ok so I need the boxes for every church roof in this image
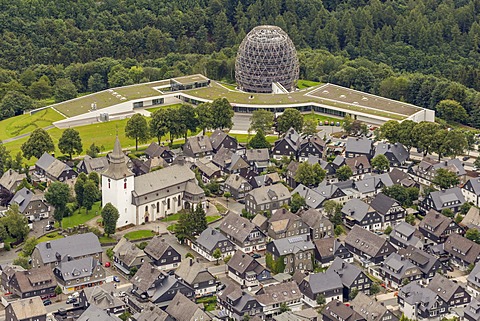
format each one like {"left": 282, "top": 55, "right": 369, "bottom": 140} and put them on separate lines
{"left": 102, "top": 137, "right": 133, "bottom": 180}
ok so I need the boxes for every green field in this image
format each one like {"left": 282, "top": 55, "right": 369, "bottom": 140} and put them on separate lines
{"left": 37, "top": 232, "right": 65, "bottom": 243}
{"left": 0, "top": 108, "right": 64, "bottom": 141}
{"left": 303, "top": 112, "right": 343, "bottom": 123}
{"left": 207, "top": 215, "right": 222, "bottom": 223}
{"left": 99, "top": 235, "right": 117, "bottom": 244}
{"left": 124, "top": 229, "right": 156, "bottom": 241}
{"left": 60, "top": 202, "right": 101, "bottom": 229}
{"left": 54, "top": 91, "right": 123, "bottom": 117}
{"left": 297, "top": 79, "right": 321, "bottom": 89}
{"left": 146, "top": 103, "right": 182, "bottom": 113}
{"left": 228, "top": 133, "right": 278, "bottom": 144}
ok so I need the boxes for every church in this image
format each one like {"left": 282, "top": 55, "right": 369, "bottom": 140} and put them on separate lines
{"left": 101, "top": 137, "right": 206, "bottom": 227}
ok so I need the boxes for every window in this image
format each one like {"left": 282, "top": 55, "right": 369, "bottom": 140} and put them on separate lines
{"left": 157, "top": 202, "right": 159, "bottom": 213}
{"left": 167, "top": 198, "right": 171, "bottom": 210}
{"left": 124, "top": 178, "right": 127, "bottom": 189}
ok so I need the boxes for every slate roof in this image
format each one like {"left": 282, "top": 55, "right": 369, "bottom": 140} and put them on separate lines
{"left": 132, "top": 304, "right": 170, "bottom": 321}
{"left": 427, "top": 187, "right": 465, "bottom": 209}
{"left": 314, "top": 238, "right": 342, "bottom": 259}
{"left": 465, "top": 177, "right": 480, "bottom": 195}
{"left": 78, "top": 155, "right": 109, "bottom": 173}
{"left": 269, "top": 208, "right": 301, "bottom": 234}
{"left": 351, "top": 292, "right": 391, "bottom": 321}
{"left": 323, "top": 300, "right": 364, "bottom": 321}
{"left": 245, "top": 148, "right": 270, "bottom": 162}
{"left": 36, "top": 152, "right": 74, "bottom": 178}
{"left": 220, "top": 213, "right": 258, "bottom": 244}
{"left": 390, "top": 222, "right": 422, "bottom": 248}
{"left": 388, "top": 168, "right": 414, "bottom": 186}
{"left": 255, "top": 281, "right": 301, "bottom": 306}
{"left": 432, "top": 159, "right": 466, "bottom": 176}
{"left": 467, "top": 259, "right": 480, "bottom": 288}
{"left": 175, "top": 259, "right": 213, "bottom": 285}
{"left": 303, "top": 270, "right": 343, "bottom": 294}
{"left": 224, "top": 174, "right": 249, "bottom": 190}
{"left": 374, "top": 142, "right": 408, "bottom": 163}
{"left": 461, "top": 206, "right": 480, "bottom": 228}
{"left": 102, "top": 137, "right": 134, "bottom": 180}
{"left": 10, "top": 187, "right": 46, "bottom": 213}
{"left": 13, "top": 266, "right": 56, "bottom": 294}
{"left": 227, "top": 252, "right": 256, "bottom": 275}
{"left": 342, "top": 198, "right": 372, "bottom": 222}
{"left": 345, "top": 155, "right": 371, "bottom": 172}
{"left": 328, "top": 257, "right": 364, "bottom": 287}
{"left": 8, "top": 296, "right": 46, "bottom": 320}
{"left": 0, "top": 170, "right": 26, "bottom": 192}
{"left": 217, "top": 280, "right": 256, "bottom": 312}
{"left": 196, "top": 227, "right": 229, "bottom": 252}
{"left": 369, "top": 193, "right": 398, "bottom": 215}
{"left": 55, "top": 257, "right": 99, "bottom": 281}
{"left": 465, "top": 298, "right": 480, "bottom": 321}
{"left": 269, "top": 234, "right": 315, "bottom": 256}
{"left": 398, "top": 282, "right": 438, "bottom": 310}
{"left": 381, "top": 253, "right": 421, "bottom": 280}
{"left": 252, "top": 172, "right": 281, "bottom": 188}
{"left": 247, "top": 184, "right": 290, "bottom": 205}
{"left": 444, "top": 233, "right": 480, "bottom": 265}
{"left": 77, "top": 304, "right": 121, "bottom": 321}
{"left": 131, "top": 262, "right": 163, "bottom": 293}
{"left": 345, "top": 226, "right": 392, "bottom": 258}
{"left": 398, "top": 246, "right": 439, "bottom": 275}
{"left": 419, "top": 210, "right": 454, "bottom": 238}
{"left": 133, "top": 164, "right": 196, "bottom": 197}
{"left": 144, "top": 237, "right": 176, "bottom": 261}
{"left": 210, "top": 129, "right": 235, "bottom": 151}
{"left": 183, "top": 135, "right": 213, "bottom": 155}
{"left": 113, "top": 238, "right": 147, "bottom": 267}
{"left": 82, "top": 285, "right": 124, "bottom": 311}
{"left": 298, "top": 208, "right": 332, "bottom": 229}
{"left": 166, "top": 292, "right": 211, "bottom": 321}
{"left": 292, "top": 184, "right": 325, "bottom": 208}
{"left": 195, "top": 159, "right": 221, "bottom": 177}
{"left": 252, "top": 214, "right": 268, "bottom": 231}
{"left": 345, "top": 137, "right": 373, "bottom": 155}
{"left": 35, "top": 232, "right": 102, "bottom": 264}
{"left": 426, "top": 274, "right": 463, "bottom": 302}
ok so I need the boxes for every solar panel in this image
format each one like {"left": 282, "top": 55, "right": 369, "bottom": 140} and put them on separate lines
{"left": 288, "top": 236, "right": 303, "bottom": 243}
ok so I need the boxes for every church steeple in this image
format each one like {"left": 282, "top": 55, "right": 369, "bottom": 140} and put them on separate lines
{"left": 102, "top": 136, "right": 133, "bottom": 180}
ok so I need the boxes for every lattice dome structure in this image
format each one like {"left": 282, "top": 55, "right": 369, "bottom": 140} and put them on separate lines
{"left": 235, "top": 25, "right": 300, "bottom": 93}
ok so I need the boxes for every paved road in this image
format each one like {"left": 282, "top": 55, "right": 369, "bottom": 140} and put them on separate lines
{"left": 2, "top": 125, "right": 55, "bottom": 143}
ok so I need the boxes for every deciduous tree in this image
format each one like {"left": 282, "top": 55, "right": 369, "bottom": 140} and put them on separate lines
{"left": 196, "top": 102, "right": 213, "bottom": 135}
{"left": 2, "top": 204, "right": 29, "bottom": 241}
{"left": 248, "top": 130, "right": 270, "bottom": 149}
{"left": 436, "top": 99, "right": 468, "bottom": 123}
{"left": 290, "top": 193, "right": 306, "bottom": 213}
{"left": 101, "top": 203, "right": 120, "bottom": 236}
{"left": 82, "top": 179, "right": 98, "bottom": 212}
{"left": 432, "top": 168, "right": 459, "bottom": 189}
{"left": 45, "top": 182, "right": 70, "bottom": 227}
{"left": 336, "top": 165, "right": 353, "bottom": 181}
{"left": 371, "top": 154, "right": 390, "bottom": 173}
{"left": 211, "top": 98, "right": 233, "bottom": 129}
{"left": 21, "top": 128, "right": 54, "bottom": 160}
{"left": 54, "top": 78, "right": 77, "bottom": 103}
{"left": 125, "top": 114, "right": 150, "bottom": 150}
{"left": 250, "top": 109, "right": 274, "bottom": 133}
{"left": 149, "top": 109, "right": 169, "bottom": 144}
{"left": 277, "top": 108, "right": 303, "bottom": 134}
{"left": 58, "top": 128, "right": 83, "bottom": 159}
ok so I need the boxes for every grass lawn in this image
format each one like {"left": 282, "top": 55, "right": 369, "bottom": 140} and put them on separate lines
{"left": 214, "top": 203, "right": 228, "bottom": 214}
{"left": 60, "top": 201, "right": 102, "bottom": 229}
{"left": 220, "top": 83, "right": 237, "bottom": 90}
{"left": 303, "top": 112, "right": 343, "bottom": 124}
{"left": 166, "top": 224, "right": 176, "bottom": 232}
{"left": 124, "top": 229, "right": 156, "bottom": 241}
{"left": 37, "top": 232, "right": 64, "bottom": 243}
{"left": 197, "top": 296, "right": 217, "bottom": 311}
{"left": 146, "top": 103, "right": 182, "bottom": 113}
{"left": 207, "top": 215, "right": 222, "bottom": 223}
{"left": 0, "top": 108, "right": 64, "bottom": 140}
{"left": 160, "top": 213, "right": 181, "bottom": 222}
{"left": 229, "top": 133, "right": 278, "bottom": 144}
{"left": 99, "top": 235, "right": 117, "bottom": 244}
{"left": 297, "top": 79, "right": 321, "bottom": 89}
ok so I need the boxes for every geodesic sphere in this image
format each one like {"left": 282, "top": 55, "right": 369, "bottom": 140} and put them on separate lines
{"left": 235, "top": 25, "right": 299, "bottom": 93}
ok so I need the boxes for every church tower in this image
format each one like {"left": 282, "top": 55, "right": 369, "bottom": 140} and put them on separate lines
{"left": 101, "top": 137, "right": 135, "bottom": 227}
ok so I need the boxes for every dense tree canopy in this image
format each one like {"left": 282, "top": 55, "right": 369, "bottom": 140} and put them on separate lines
{"left": 21, "top": 128, "right": 54, "bottom": 160}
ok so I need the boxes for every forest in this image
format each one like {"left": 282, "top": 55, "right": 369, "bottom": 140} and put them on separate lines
{"left": 1, "top": 0, "right": 480, "bottom": 126}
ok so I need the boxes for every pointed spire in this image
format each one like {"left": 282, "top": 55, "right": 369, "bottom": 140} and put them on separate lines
{"left": 102, "top": 136, "right": 133, "bottom": 179}
{"left": 110, "top": 136, "right": 124, "bottom": 164}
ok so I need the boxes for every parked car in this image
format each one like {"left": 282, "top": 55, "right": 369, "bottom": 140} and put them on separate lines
{"left": 43, "top": 299, "right": 52, "bottom": 306}
{"left": 66, "top": 298, "right": 77, "bottom": 304}
{"left": 73, "top": 302, "right": 80, "bottom": 308}
{"left": 45, "top": 224, "right": 53, "bottom": 231}
{"left": 251, "top": 253, "right": 261, "bottom": 259}
{"left": 68, "top": 292, "right": 79, "bottom": 300}
{"left": 105, "top": 262, "right": 111, "bottom": 268}
{"left": 113, "top": 276, "right": 120, "bottom": 282}
{"left": 324, "top": 120, "right": 329, "bottom": 126}
{"left": 462, "top": 156, "right": 470, "bottom": 161}
{"left": 330, "top": 121, "right": 335, "bottom": 126}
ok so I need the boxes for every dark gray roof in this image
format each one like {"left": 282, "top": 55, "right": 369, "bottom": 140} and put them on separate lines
{"left": 345, "top": 137, "right": 373, "bottom": 154}
{"left": 328, "top": 257, "right": 363, "bottom": 287}
{"left": 390, "top": 223, "right": 422, "bottom": 248}
{"left": 78, "top": 155, "right": 109, "bottom": 173}
{"left": 81, "top": 285, "right": 124, "bottom": 311}
{"left": 445, "top": 234, "right": 480, "bottom": 265}
{"left": 102, "top": 137, "right": 134, "bottom": 179}
{"left": 55, "top": 257, "right": 99, "bottom": 281}
{"left": 298, "top": 208, "right": 332, "bottom": 229}
{"left": 245, "top": 148, "right": 269, "bottom": 162}
{"left": 35, "top": 232, "right": 102, "bottom": 264}
{"left": 10, "top": 187, "right": 45, "bottom": 213}
{"left": 131, "top": 262, "right": 163, "bottom": 293}
{"left": 220, "top": 213, "right": 259, "bottom": 243}
{"left": 428, "top": 187, "right": 465, "bottom": 210}
{"left": 380, "top": 253, "right": 420, "bottom": 280}
{"left": 419, "top": 210, "right": 454, "bottom": 238}
{"left": 369, "top": 193, "right": 398, "bottom": 215}
{"left": 332, "top": 155, "right": 345, "bottom": 167}
{"left": 467, "top": 260, "right": 480, "bottom": 288}
{"left": 351, "top": 292, "right": 391, "bottom": 321}
{"left": 292, "top": 184, "right": 325, "bottom": 208}
{"left": 432, "top": 158, "right": 466, "bottom": 176}
{"left": 303, "top": 270, "right": 343, "bottom": 294}
{"left": 374, "top": 142, "right": 408, "bottom": 163}
{"left": 247, "top": 184, "right": 290, "bottom": 205}
{"left": 426, "top": 274, "right": 463, "bottom": 302}
{"left": 345, "top": 226, "right": 391, "bottom": 258}
{"left": 270, "top": 234, "right": 315, "bottom": 255}
{"left": 227, "top": 252, "right": 256, "bottom": 274}
{"left": 78, "top": 304, "right": 121, "bottom": 321}
{"left": 210, "top": 129, "right": 235, "bottom": 151}
{"left": 398, "top": 282, "right": 438, "bottom": 310}
{"left": 175, "top": 259, "right": 213, "bottom": 285}
{"left": 256, "top": 281, "right": 301, "bottom": 306}
{"left": 398, "top": 246, "right": 439, "bottom": 275}
{"left": 36, "top": 152, "right": 73, "bottom": 178}
{"left": 342, "top": 198, "right": 372, "bottom": 221}
{"left": 0, "top": 170, "right": 26, "bottom": 192}
{"left": 465, "top": 298, "right": 480, "bottom": 321}
{"left": 224, "top": 174, "right": 249, "bottom": 190}
{"left": 195, "top": 159, "right": 221, "bottom": 177}
{"left": 166, "top": 292, "right": 211, "bottom": 321}
{"left": 144, "top": 237, "right": 176, "bottom": 261}
{"left": 183, "top": 135, "right": 213, "bottom": 155}
{"left": 196, "top": 227, "right": 229, "bottom": 252}
{"left": 113, "top": 238, "right": 148, "bottom": 267}
{"left": 132, "top": 304, "right": 170, "bottom": 321}
{"left": 465, "top": 177, "right": 480, "bottom": 195}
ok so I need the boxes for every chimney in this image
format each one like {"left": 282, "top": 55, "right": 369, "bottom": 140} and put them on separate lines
{"left": 67, "top": 255, "right": 72, "bottom": 261}
{"left": 46, "top": 241, "right": 51, "bottom": 249}
{"left": 151, "top": 266, "right": 155, "bottom": 273}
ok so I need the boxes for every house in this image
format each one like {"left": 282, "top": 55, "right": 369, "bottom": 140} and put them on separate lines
{"left": 223, "top": 174, "right": 252, "bottom": 200}
{"left": 3, "top": 266, "right": 56, "bottom": 299}
{"left": 266, "top": 234, "right": 315, "bottom": 274}
{"left": 345, "top": 137, "right": 373, "bottom": 159}
{"left": 35, "top": 152, "right": 77, "bottom": 182}
{"left": 0, "top": 169, "right": 26, "bottom": 193}
{"left": 292, "top": 184, "right": 326, "bottom": 210}
{"left": 462, "top": 177, "right": 480, "bottom": 207}
{"left": 389, "top": 222, "right": 423, "bottom": 249}
{"left": 193, "top": 159, "right": 222, "bottom": 183}
{"left": 250, "top": 172, "right": 281, "bottom": 189}
{"left": 272, "top": 309, "right": 319, "bottom": 321}
{"left": 130, "top": 304, "right": 170, "bottom": 321}
{"left": 444, "top": 233, "right": 480, "bottom": 270}
{"left": 78, "top": 284, "right": 125, "bottom": 315}
{"left": 286, "top": 161, "right": 300, "bottom": 188}
{"left": 31, "top": 232, "right": 102, "bottom": 268}
{"left": 351, "top": 292, "right": 399, "bottom": 321}
{"left": 219, "top": 213, "right": 267, "bottom": 252}
{"left": 245, "top": 183, "right": 290, "bottom": 215}
{"left": 272, "top": 128, "right": 300, "bottom": 160}
{"left": 144, "top": 236, "right": 181, "bottom": 270}
{"left": 314, "top": 237, "right": 353, "bottom": 268}
{"left": 298, "top": 270, "right": 343, "bottom": 307}
{"left": 144, "top": 142, "right": 175, "bottom": 163}
{"left": 420, "top": 187, "right": 466, "bottom": 214}
{"left": 77, "top": 155, "right": 110, "bottom": 174}
{"left": 252, "top": 214, "right": 268, "bottom": 233}
{"left": 10, "top": 188, "right": 50, "bottom": 221}
{"left": 213, "top": 148, "right": 249, "bottom": 175}
{"left": 410, "top": 157, "right": 466, "bottom": 186}
{"left": 227, "top": 252, "right": 271, "bottom": 287}
{"left": 297, "top": 135, "right": 327, "bottom": 161}
{"left": 322, "top": 300, "right": 366, "bottom": 321}
{"left": 461, "top": 206, "right": 480, "bottom": 231}
{"left": 209, "top": 129, "right": 238, "bottom": 152}
{"left": 53, "top": 257, "right": 106, "bottom": 292}
{"left": 217, "top": 281, "right": 263, "bottom": 320}
{"left": 102, "top": 138, "right": 206, "bottom": 228}
{"left": 465, "top": 298, "right": 480, "bottom": 321}
{"left": 398, "top": 246, "right": 442, "bottom": 284}
{"left": 166, "top": 292, "right": 211, "bottom": 321}
{"left": 398, "top": 282, "right": 448, "bottom": 321}
{"left": 174, "top": 259, "right": 216, "bottom": 298}
{"left": 328, "top": 257, "right": 372, "bottom": 300}
{"left": 113, "top": 238, "right": 151, "bottom": 275}
{"left": 77, "top": 304, "right": 122, "bottom": 321}
{"left": 344, "top": 156, "right": 372, "bottom": 179}
{"left": 426, "top": 274, "right": 471, "bottom": 308}
{"left": 267, "top": 208, "right": 308, "bottom": 240}
{"left": 380, "top": 253, "right": 422, "bottom": 290}
{"left": 297, "top": 208, "right": 333, "bottom": 239}
{"left": 5, "top": 296, "right": 47, "bottom": 321}
{"left": 191, "top": 227, "right": 235, "bottom": 262}
{"left": 342, "top": 198, "right": 382, "bottom": 232}
{"left": 344, "top": 226, "right": 396, "bottom": 266}
{"left": 130, "top": 263, "right": 194, "bottom": 309}
{"left": 369, "top": 193, "right": 406, "bottom": 228}
{"left": 256, "top": 281, "right": 302, "bottom": 317}
{"left": 374, "top": 142, "right": 409, "bottom": 166}
{"left": 352, "top": 175, "right": 386, "bottom": 198}
{"left": 131, "top": 157, "right": 168, "bottom": 176}
{"left": 182, "top": 135, "right": 214, "bottom": 162}
{"left": 418, "top": 209, "right": 463, "bottom": 245}
{"left": 314, "top": 182, "right": 351, "bottom": 205}
{"left": 245, "top": 148, "right": 270, "bottom": 173}
{"left": 467, "top": 263, "right": 480, "bottom": 298}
